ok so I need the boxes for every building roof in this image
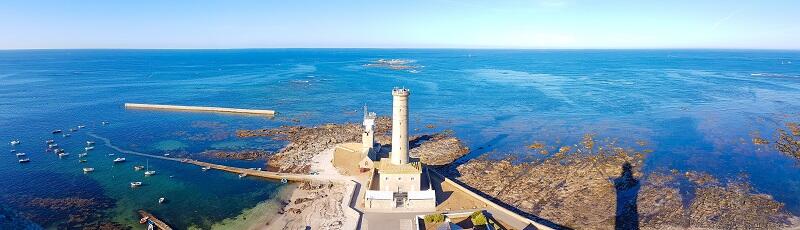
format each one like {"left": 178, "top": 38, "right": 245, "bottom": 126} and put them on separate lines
{"left": 377, "top": 158, "right": 421, "bottom": 174}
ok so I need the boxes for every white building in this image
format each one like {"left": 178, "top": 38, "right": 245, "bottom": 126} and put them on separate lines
{"left": 364, "top": 88, "right": 436, "bottom": 211}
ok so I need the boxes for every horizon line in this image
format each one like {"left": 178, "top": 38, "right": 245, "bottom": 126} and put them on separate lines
{"left": 1, "top": 47, "right": 799, "bottom": 51}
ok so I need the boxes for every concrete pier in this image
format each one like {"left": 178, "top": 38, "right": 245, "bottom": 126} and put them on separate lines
{"left": 138, "top": 210, "right": 173, "bottom": 230}
{"left": 124, "top": 103, "right": 275, "bottom": 115}
{"left": 89, "top": 133, "right": 329, "bottom": 183}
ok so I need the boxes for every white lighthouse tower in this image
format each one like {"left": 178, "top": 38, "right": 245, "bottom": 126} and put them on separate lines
{"left": 362, "top": 87, "right": 435, "bottom": 211}
{"left": 390, "top": 87, "right": 410, "bottom": 165}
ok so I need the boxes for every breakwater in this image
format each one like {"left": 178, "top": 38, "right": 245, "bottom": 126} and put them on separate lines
{"left": 124, "top": 103, "right": 275, "bottom": 115}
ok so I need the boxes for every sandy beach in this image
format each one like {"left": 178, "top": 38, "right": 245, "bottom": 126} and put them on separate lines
{"left": 237, "top": 147, "right": 360, "bottom": 230}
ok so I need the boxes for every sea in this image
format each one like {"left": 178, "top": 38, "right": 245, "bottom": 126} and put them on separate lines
{"left": 1, "top": 49, "right": 799, "bottom": 228}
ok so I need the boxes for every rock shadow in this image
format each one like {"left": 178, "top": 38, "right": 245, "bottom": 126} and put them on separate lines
{"left": 614, "top": 162, "right": 640, "bottom": 230}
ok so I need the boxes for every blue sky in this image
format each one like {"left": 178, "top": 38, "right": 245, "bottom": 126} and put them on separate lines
{"left": 1, "top": 0, "right": 798, "bottom": 49}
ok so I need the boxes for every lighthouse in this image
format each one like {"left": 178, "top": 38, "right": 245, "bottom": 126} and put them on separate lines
{"left": 390, "top": 87, "right": 410, "bottom": 165}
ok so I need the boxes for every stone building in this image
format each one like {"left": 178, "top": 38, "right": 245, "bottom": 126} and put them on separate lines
{"left": 364, "top": 88, "right": 436, "bottom": 211}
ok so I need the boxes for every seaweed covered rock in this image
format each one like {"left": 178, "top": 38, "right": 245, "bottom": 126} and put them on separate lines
{"left": 455, "top": 135, "right": 645, "bottom": 229}
{"left": 454, "top": 135, "right": 800, "bottom": 229}
{"left": 238, "top": 123, "right": 363, "bottom": 173}
{"left": 410, "top": 131, "right": 470, "bottom": 166}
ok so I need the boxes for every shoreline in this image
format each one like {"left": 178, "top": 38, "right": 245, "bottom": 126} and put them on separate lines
{"left": 209, "top": 183, "right": 297, "bottom": 230}
{"left": 239, "top": 147, "right": 360, "bottom": 230}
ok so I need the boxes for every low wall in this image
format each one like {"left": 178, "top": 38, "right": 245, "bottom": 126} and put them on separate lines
{"left": 429, "top": 170, "right": 554, "bottom": 230}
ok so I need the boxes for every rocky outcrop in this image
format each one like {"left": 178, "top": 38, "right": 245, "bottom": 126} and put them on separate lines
{"left": 236, "top": 116, "right": 472, "bottom": 173}
{"left": 452, "top": 135, "right": 799, "bottom": 229}
{"left": 238, "top": 123, "right": 363, "bottom": 173}
{"left": 777, "top": 122, "right": 800, "bottom": 160}
{"left": 410, "top": 132, "right": 470, "bottom": 166}
{"left": 454, "top": 136, "right": 645, "bottom": 229}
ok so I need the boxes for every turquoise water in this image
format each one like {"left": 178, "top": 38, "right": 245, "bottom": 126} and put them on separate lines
{"left": 1, "top": 49, "right": 800, "bottom": 227}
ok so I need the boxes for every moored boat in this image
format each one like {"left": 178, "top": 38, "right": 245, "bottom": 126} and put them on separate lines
{"left": 130, "top": 181, "right": 142, "bottom": 187}
{"left": 84, "top": 146, "right": 95, "bottom": 151}
{"left": 52, "top": 129, "right": 62, "bottom": 134}
{"left": 46, "top": 139, "right": 55, "bottom": 144}
{"left": 10, "top": 140, "right": 21, "bottom": 146}
{"left": 238, "top": 173, "right": 247, "bottom": 178}
{"left": 77, "top": 125, "right": 86, "bottom": 129}
{"left": 201, "top": 166, "right": 211, "bottom": 171}
{"left": 48, "top": 144, "right": 58, "bottom": 149}
{"left": 86, "top": 141, "right": 95, "bottom": 146}
{"left": 78, "top": 153, "right": 88, "bottom": 157}
{"left": 16, "top": 152, "right": 26, "bottom": 157}
{"left": 143, "top": 160, "right": 155, "bottom": 176}
{"left": 83, "top": 167, "right": 94, "bottom": 173}
{"left": 158, "top": 197, "right": 166, "bottom": 204}
{"left": 134, "top": 165, "right": 145, "bottom": 171}
{"left": 79, "top": 159, "right": 88, "bottom": 163}
{"left": 62, "top": 134, "right": 71, "bottom": 138}
{"left": 113, "top": 157, "right": 126, "bottom": 163}
{"left": 101, "top": 121, "right": 110, "bottom": 125}
{"left": 58, "top": 152, "right": 69, "bottom": 158}
{"left": 19, "top": 158, "right": 30, "bottom": 163}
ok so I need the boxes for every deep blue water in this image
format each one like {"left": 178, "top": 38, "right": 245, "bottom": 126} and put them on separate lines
{"left": 1, "top": 49, "right": 800, "bottom": 227}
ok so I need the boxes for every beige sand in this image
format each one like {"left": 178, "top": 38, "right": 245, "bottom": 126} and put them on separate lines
{"left": 254, "top": 147, "right": 361, "bottom": 230}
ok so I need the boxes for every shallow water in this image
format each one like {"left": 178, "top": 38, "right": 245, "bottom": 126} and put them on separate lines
{"left": 1, "top": 49, "right": 800, "bottom": 226}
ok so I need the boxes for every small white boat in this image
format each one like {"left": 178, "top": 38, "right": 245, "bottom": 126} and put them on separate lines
{"left": 78, "top": 153, "right": 88, "bottom": 157}
{"left": 83, "top": 167, "right": 94, "bottom": 173}
{"left": 10, "top": 149, "right": 16, "bottom": 153}
{"left": 10, "top": 140, "right": 21, "bottom": 146}
{"left": 108, "top": 153, "right": 115, "bottom": 156}
{"left": 52, "top": 129, "right": 62, "bottom": 134}
{"left": 134, "top": 165, "right": 145, "bottom": 171}
{"left": 84, "top": 146, "right": 95, "bottom": 151}
{"left": 19, "top": 158, "right": 30, "bottom": 163}
{"left": 249, "top": 167, "right": 262, "bottom": 171}
{"left": 86, "top": 141, "right": 95, "bottom": 146}
{"left": 54, "top": 149, "right": 65, "bottom": 153}
{"left": 62, "top": 134, "right": 71, "bottom": 138}
{"left": 163, "top": 153, "right": 170, "bottom": 157}
{"left": 143, "top": 160, "right": 155, "bottom": 176}
{"left": 113, "top": 157, "right": 126, "bottom": 163}
{"left": 130, "top": 181, "right": 142, "bottom": 187}
{"left": 201, "top": 166, "right": 211, "bottom": 171}
{"left": 77, "top": 125, "right": 86, "bottom": 129}
{"left": 46, "top": 140, "right": 55, "bottom": 144}
{"left": 158, "top": 197, "right": 166, "bottom": 204}
{"left": 48, "top": 144, "right": 58, "bottom": 148}
{"left": 101, "top": 121, "right": 110, "bottom": 125}
{"left": 58, "top": 152, "right": 69, "bottom": 158}
{"left": 69, "top": 128, "right": 77, "bottom": 132}
{"left": 238, "top": 173, "right": 247, "bottom": 178}
{"left": 16, "top": 152, "right": 26, "bottom": 157}
{"left": 79, "top": 159, "right": 88, "bottom": 163}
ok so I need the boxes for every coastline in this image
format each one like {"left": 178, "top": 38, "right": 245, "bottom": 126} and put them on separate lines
{"left": 208, "top": 183, "right": 297, "bottom": 230}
